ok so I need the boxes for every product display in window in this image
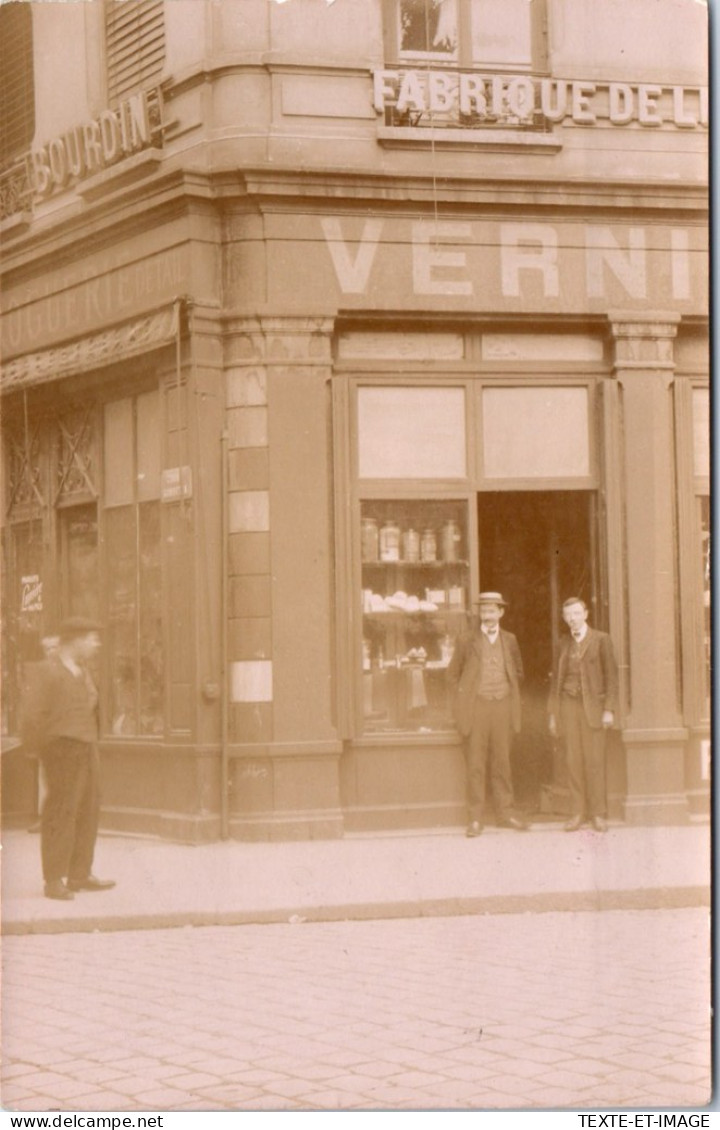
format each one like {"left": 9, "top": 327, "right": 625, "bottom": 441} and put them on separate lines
{"left": 360, "top": 500, "right": 469, "bottom": 733}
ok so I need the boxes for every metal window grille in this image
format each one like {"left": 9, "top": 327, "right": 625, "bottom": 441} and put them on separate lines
{"left": 0, "top": 3, "right": 35, "bottom": 168}
{"left": 105, "top": 0, "right": 165, "bottom": 106}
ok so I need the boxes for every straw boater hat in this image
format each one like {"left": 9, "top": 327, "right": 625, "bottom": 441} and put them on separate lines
{"left": 475, "top": 592, "right": 507, "bottom": 607}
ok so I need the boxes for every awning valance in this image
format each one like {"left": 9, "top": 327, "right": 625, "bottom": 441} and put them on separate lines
{"left": 0, "top": 303, "right": 180, "bottom": 394}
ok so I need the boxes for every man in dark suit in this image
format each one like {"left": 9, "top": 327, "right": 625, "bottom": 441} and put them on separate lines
{"left": 448, "top": 592, "right": 528, "bottom": 836}
{"left": 21, "top": 617, "right": 116, "bottom": 900}
{"left": 548, "top": 597, "right": 619, "bottom": 833}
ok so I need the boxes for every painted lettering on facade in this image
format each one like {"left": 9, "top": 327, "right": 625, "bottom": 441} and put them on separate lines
{"left": 28, "top": 88, "right": 163, "bottom": 201}
{"left": 2, "top": 247, "right": 187, "bottom": 357}
{"left": 320, "top": 218, "right": 704, "bottom": 305}
{"left": 373, "top": 71, "right": 708, "bottom": 131}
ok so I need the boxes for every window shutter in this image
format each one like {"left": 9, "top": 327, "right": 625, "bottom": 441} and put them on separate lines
{"left": 0, "top": 3, "right": 35, "bottom": 167}
{"left": 105, "top": 0, "right": 165, "bottom": 106}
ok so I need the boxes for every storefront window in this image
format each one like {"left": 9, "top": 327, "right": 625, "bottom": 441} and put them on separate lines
{"left": 360, "top": 499, "right": 469, "bottom": 732}
{"left": 104, "top": 394, "right": 163, "bottom": 737}
{"left": 60, "top": 504, "right": 99, "bottom": 622}
{"left": 700, "top": 495, "right": 710, "bottom": 700}
{"left": 358, "top": 385, "right": 467, "bottom": 479}
{"left": 482, "top": 386, "right": 590, "bottom": 480}
{"left": 693, "top": 388, "right": 709, "bottom": 478}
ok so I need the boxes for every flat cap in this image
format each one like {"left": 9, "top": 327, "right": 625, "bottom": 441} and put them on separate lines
{"left": 58, "top": 616, "right": 103, "bottom": 642}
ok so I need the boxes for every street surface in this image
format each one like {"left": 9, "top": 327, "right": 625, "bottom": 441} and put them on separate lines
{"left": 1, "top": 908, "right": 710, "bottom": 1112}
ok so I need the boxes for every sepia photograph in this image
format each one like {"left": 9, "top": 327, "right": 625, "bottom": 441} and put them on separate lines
{"left": 0, "top": 0, "right": 711, "bottom": 1117}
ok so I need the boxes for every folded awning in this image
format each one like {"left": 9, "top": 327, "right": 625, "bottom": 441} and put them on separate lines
{"left": 0, "top": 302, "right": 181, "bottom": 393}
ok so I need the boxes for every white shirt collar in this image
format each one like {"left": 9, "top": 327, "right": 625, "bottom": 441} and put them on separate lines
{"left": 60, "top": 654, "right": 83, "bottom": 678}
{"left": 572, "top": 625, "right": 588, "bottom": 643}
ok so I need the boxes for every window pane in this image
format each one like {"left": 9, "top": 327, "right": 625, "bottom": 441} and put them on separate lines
{"left": 137, "top": 390, "right": 161, "bottom": 500}
{"left": 693, "top": 388, "right": 709, "bottom": 478}
{"left": 360, "top": 499, "right": 469, "bottom": 733}
{"left": 470, "top": 0, "right": 532, "bottom": 67}
{"left": 104, "top": 399, "right": 134, "bottom": 507}
{"left": 700, "top": 496, "right": 710, "bottom": 701}
{"left": 358, "top": 386, "right": 466, "bottom": 479}
{"left": 61, "top": 505, "right": 100, "bottom": 621}
{"left": 483, "top": 387, "right": 590, "bottom": 479}
{"left": 139, "top": 502, "right": 164, "bottom": 735}
{"left": 399, "top": 0, "right": 458, "bottom": 57}
{"left": 106, "top": 506, "right": 138, "bottom": 736}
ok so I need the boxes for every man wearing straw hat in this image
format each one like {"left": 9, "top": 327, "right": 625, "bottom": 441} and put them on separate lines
{"left": 448, "top": 592, "right": 528, "bottom": 836}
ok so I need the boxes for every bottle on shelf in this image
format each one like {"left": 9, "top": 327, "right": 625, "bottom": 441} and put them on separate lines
{"left": 420, "top": 527, "right": 437, "bottom": 563}
{"left": 361, "top": 517, "right": 379, "bottom": 562}
{"left": 441, "top": 519, "right": 461, "bottom": 562}
{"left": 402, "top": 527, "right": 420, "bottom": 563}
{"left": 380, "top": 518, "right": 401, "bottom": 562}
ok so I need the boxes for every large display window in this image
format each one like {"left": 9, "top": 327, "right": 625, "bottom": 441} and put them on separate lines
{"left": 360, "top": 498, "right": 469, "bottom": 733}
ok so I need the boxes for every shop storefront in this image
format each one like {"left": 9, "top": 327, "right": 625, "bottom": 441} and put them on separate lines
{"left": 0, "top": 0, "right": 709, "bottom": 840}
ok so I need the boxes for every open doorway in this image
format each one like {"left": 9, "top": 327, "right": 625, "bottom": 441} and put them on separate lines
{"left": 478, "top": 490, "right": 601, "bottom": 814}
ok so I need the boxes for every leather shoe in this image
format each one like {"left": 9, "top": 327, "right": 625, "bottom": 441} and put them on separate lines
{"left": 44, "top": 880, "right": 74, "bottom": 901}
{"left": 67, "top": 876, "right": 116, "bottom": 892}
{"left": 564, "top": 816, "right": 583, "bottom": 832}
{"left": 591, "top": 816, "right": 608, "bottom": 833}
{"left": 465, "top": 820, "right": 483, "bottom": 837}
{"left": 499, "top": 816, "right": 529, "bottom": 831}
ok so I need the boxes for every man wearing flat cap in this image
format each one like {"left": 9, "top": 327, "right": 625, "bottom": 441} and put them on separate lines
{"left": 21, "top": 617, "right": 115, "bottom": 900}
{"left": 448, "top": 593, "right": 528, "bottom": 835}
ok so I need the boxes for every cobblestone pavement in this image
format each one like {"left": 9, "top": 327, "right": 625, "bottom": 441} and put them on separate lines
{"left": 1, "top": 909, "right": 711, "bottom": 1113}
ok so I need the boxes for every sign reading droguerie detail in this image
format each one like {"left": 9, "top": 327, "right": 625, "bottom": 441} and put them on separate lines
{"left": 28, "top": 87, "right": 163, "bottom": 201}
{"left": 373, "top": 71, "right": 708, "bottom": 130}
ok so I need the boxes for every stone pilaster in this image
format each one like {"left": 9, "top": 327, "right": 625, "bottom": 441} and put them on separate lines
{"left": 609, "top": 312, "right": 689, "bottom": 824}
{"left": 223, "top": 316, "right": 343, "bottom": 839}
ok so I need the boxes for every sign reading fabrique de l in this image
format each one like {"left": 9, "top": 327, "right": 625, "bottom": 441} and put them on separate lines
{"left": 373, "top": 69, "right": 707, "bottom": 129}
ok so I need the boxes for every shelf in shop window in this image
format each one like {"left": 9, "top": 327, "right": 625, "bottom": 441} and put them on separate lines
{"left": 362, "top": 609, "right": 467, "bottom": 623}
{"left": 362, "top": 559, "right": 470, "bottom": 569}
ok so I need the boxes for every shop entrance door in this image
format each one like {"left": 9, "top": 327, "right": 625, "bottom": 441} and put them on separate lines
{"left": 477, "top": 491, "right": 601, "bottom": 814}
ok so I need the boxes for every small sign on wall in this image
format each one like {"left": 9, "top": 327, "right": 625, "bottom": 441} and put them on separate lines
{"left": 161, "top": 466, "right": 193, "bottom": 502}
{"left": 20, "top": 575, "right": 43, "bottom": 613}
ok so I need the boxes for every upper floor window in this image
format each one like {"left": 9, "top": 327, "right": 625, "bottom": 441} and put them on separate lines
{"left": 105, "top": 0, "right": 165, "bottom": 106}
{"left": 388, "top": 0, "right": 546, "bottom": 72}
{"left": 0, "top": 2, "right": 35, "bottom": 168}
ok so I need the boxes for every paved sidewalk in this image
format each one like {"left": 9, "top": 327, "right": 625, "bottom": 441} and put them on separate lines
{"left": 1, "top": 820, "right": 710, "bottom": 935}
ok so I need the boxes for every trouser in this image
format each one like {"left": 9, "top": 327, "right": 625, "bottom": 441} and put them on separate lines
{"left": 40, "top": 738, "right": 99, "bottom": 883}
{"left": 560, "top": 696, "right": 607, "bottom": 819}
{"left": 464, "top": 696, "right": 514, "bottom": 823}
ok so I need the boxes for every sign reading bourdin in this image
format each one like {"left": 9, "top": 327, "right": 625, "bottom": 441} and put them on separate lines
{"left": 28, "top": 87, "right": 164, "bottom": 201}
{"left": 373, "top": 71, "right": 707, "bottom": 130}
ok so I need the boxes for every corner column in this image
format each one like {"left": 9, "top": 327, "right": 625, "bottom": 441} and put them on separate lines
{"left": 609, "top": 312, "right": 689, "bottom": 824}
{"left": 224, "top": 315, "right": 344, "bottom": 839}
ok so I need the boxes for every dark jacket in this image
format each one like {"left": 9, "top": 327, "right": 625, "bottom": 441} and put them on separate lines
{"left": 548, "top": 627, "right": 619, "bottom": 730}
{"left": 447, "top": 625, "right": 524, "bottom": 737}
{"left": 20, "top": 657, "right": 99, "bottom": 751}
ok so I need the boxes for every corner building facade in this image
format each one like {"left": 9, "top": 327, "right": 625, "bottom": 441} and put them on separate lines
{"left": 1, "top": 0, "right": 709, "bottom": 840}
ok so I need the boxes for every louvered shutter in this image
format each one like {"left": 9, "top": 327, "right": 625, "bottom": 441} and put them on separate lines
{"left": 105, "top": 0, "right": 165, "bottom": 106}
{"left": 0, "top": 3, "right": 35, "bottom": 168}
